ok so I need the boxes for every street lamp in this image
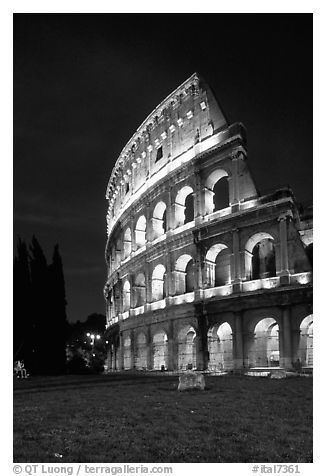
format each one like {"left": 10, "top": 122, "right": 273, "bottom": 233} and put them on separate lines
{"left": 86, "top": 332, "right": 101, "bottom": 347}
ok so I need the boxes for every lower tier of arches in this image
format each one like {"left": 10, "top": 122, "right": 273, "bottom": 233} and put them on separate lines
{"left": 105, "top": 303, "right": 313, "bottom": 372}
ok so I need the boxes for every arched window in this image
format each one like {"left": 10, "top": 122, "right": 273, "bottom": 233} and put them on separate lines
{"left": 248, "top": 318, "right": 279, "bottom": 367}
{"left": 245, "top": 233, "right": 276, "bottom": 280}
{"left": 205, "top": 169, "right": 229, "bottom": 215}
{"left": 152, "top": 331, "right": 168, "bottom": 370}
{"left": 135, "top": 332, "right": 147, "bottom": 370}
{"left": 135, "top": 215, "right": 147, "bottom": 249}
{"left": 208, "top": 322, "right": 233, "bottom": 371}
{"left": 123, "top": 228, "right": 132, "bottom": 259}
{"left": 205, "top": 244, "right": 231, "bottom": 287}
{"left": 213, "top": 176, "right": 229, "bottom": 211}
{"left": 174, "top": 186, "right": 194, "bottom": 227}
{"left": 178, "top": 326, "right": 197, "bottom": 370}
{"left": 152, "top": 201, "right": 167, "bottom": 239}
{"left": 152, "top": 264, "right": 166, "bottom": 301}
{"left": 123, "top": 280, "right": 131, "bottom": 312}
{"left": 134, "top": 273, "right": 146, "bottom": 307}
{"left": 298, "top": 315, "right": 313, "bottom": 367}
{"left": 175, "top": 254, "right": 195, "bottom": 294}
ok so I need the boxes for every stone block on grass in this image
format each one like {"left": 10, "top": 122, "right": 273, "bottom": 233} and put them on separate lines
{"left": 270, "top": 369, "right": 286, "bottom": 379}
{"left": 178, "top": 371, "right": 205, "bottom": 391}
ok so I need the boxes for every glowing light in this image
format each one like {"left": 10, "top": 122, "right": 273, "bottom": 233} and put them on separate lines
{"left": 141, "top": 151, "right": 146, "bottom": 158}
{"left": 91, "top": 334, "right": 95, "bottom": 339}
{"left": 147, "top": 145, "right": 153, "bottom": 152}
{"left": 96, "top": 335, "right": 101, "bottom": 340}
{"left": 86, "top": 333, "right": 90, "bottom": 337}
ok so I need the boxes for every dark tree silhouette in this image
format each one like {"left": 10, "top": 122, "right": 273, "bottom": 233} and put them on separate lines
{"left": 13, "top": 236, "right": 69, "bottom": 374}
{"left": 47, "top": 244, "right": 69, "bottom": 374}
{"left": 13, "top": 238, "right": 32, "bottom": 365}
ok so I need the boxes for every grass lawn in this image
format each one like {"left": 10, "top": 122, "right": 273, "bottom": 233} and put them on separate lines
{"left": 13, "top": 373, "right": 312, "bottom": 463}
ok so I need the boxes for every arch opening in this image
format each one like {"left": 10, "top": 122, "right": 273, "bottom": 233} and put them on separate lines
{"left": 135, "top": 332, "right": 147, "bottom": 370}
{"left": 205, "top": 169, "right": 229, "bottom": 214}
{"left": 248, "top": 318, "right": 280, "bottom": 368}
{"left": 175, "top": 254, "right": 194, "bottom": 294}
{"left": 152, "top": 201, "right": 167, "bottom": 239}
{"left": 245, "top": 233, "right": 276, "bottom": 280}
{"left": 123, "top": 228, "right": 132, "bottom": 259}
{"left": 204, "top": 244, "right": 231, "bottom": 288}
{"left": 135, "top": 215, "right": 147, "bottom": 249}
{"left": 134, "top": 273, "right": 146, "bottom": 307}
{"left": 122, "top": 280, "right": 131, "bottom": 312}
{"left": 178, "top": 326, "right": 197, "bottom": 370}
{"left": 152, "top": 331, "right": 168, "bottom": 370}
{"left": 208, "top": 322, "right": 233, "bottom": 371}
{"left": 152, "top": 264, "right": 166, "bottom": 301}
{"left": 297, "top": 315, "right": 313, "bottom": 367}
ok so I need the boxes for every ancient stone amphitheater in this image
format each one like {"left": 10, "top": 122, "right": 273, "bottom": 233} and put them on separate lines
{"left": 104, "top": 73, "right": 312, "bottom": 373}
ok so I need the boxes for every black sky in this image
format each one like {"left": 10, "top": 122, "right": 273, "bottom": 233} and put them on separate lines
{"left": 13, "top": 13, "right": 312, "bottom": 322}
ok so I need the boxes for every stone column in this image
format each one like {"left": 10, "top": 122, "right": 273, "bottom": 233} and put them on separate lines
{"left": 145, "top": 201, "right": 153, "bottom": 243}
{"left": 194, "top": 172, "right": 203, "bottom": 221}
{"left": 243, "top": 331, "right": 256, "bottom": 368}
{"left": 146, "top": 325, "right": 153, "bottom": 370}
{"left": 230, "top": 151, "right": 244, "bottom": 211}
{"left": 167, "top": 320, "right": 176, "bottom": 370}
{"left": 195, "top": 304, "right": 209, "bottom": 370}
{"left": 118, "top": 332, "right": 124, "bottom": 370}
{"left": 130, "top": 329, "right": 135, "bottom": 370}
{"left": 166, "top": 187, "right": 173, "bottom": 232}
{"left": 277, "top": 211, "right": 293, "bottom": 284}
{"left": 145, "top": 261, "right": 152, "bottom": 306}
{"left": 280, "top": 306, "right": 292, "bottom": 369}
{"left": 194, "top": 242, "right": 204, "bottom": 299}
{"left": 233, "top": 311, "right": 244, "bottom": 369}
{"left": 231, "top": 228, "right": 242, "bottom": 292}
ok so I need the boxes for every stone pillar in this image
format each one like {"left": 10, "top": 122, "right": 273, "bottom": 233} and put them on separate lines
{"left": 129, "top": 274, "right": 136, "bottom": 309}
{"left": 145, "top": 201, "right": 153, "bottom": 242}
{"left": 172, "top": 203, "right": 185, "bottom": 229}
{"left": 130, "top": 215, "right": 136, "bottom": 253}
{"left": 230, "top": 151, "right": 244, "bottom": 210}
{"left": 118, "top": 332, "right": 124, "bottom": 370}
{"left": 145, "top": 261, "right": 152, "bottom": 305}
{"left": 280, "top": 306, "right": 292, "bottom": 369}
{"left": 194, "top": 243, "right": 204, "bottom": 296}
{"left": 146, "top": 326, "right": 153, "bottom": 370}
{"left": 231, "top": 228, "right": 242, "bottom": 292}
{"left": 277, "top": 211, "right": 293, "bottom": 284}
{"left": 243, "top": 331, "right": 255, "bottom": 368}
{"left": 166, "top": 187, "right": 173, "bottom": 232}
{"left": 196, "top": 305, "right": 209, "bottom": 370}
{"left": 233, "top": 311, "right": 244, "bottom": 369}
{"left": 202, "top": 187, "right": 215, "bottom": 215}
{"left": 194, "top": 172, "right": 203, "bottom": 220}
{"left": 130, "top": 329, "right": 135, "bottom": 370}
{"left": 167, "top": 320, "right": 176, "bottom": 370}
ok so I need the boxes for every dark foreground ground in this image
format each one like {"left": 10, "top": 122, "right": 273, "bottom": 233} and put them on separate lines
{"left": 13, "top": 373, "right": 312, "bottom": 463}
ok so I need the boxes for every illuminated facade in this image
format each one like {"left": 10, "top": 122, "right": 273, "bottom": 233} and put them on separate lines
{"left": 104, "top": 73, "right": 313, "bottom": 372}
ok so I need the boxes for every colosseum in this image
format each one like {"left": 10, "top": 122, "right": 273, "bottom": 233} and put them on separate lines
{"left": 104, "top": 72, "right": 313, "bottom": 373}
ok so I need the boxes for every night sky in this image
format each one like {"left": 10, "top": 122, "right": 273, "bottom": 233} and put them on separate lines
{"left": 13, "top": 14, "right": 312, "bottom": 323}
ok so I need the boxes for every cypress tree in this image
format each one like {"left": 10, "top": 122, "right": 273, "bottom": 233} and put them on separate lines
{"left": 47, "top": 244, "right": 68, "bottom": 374}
